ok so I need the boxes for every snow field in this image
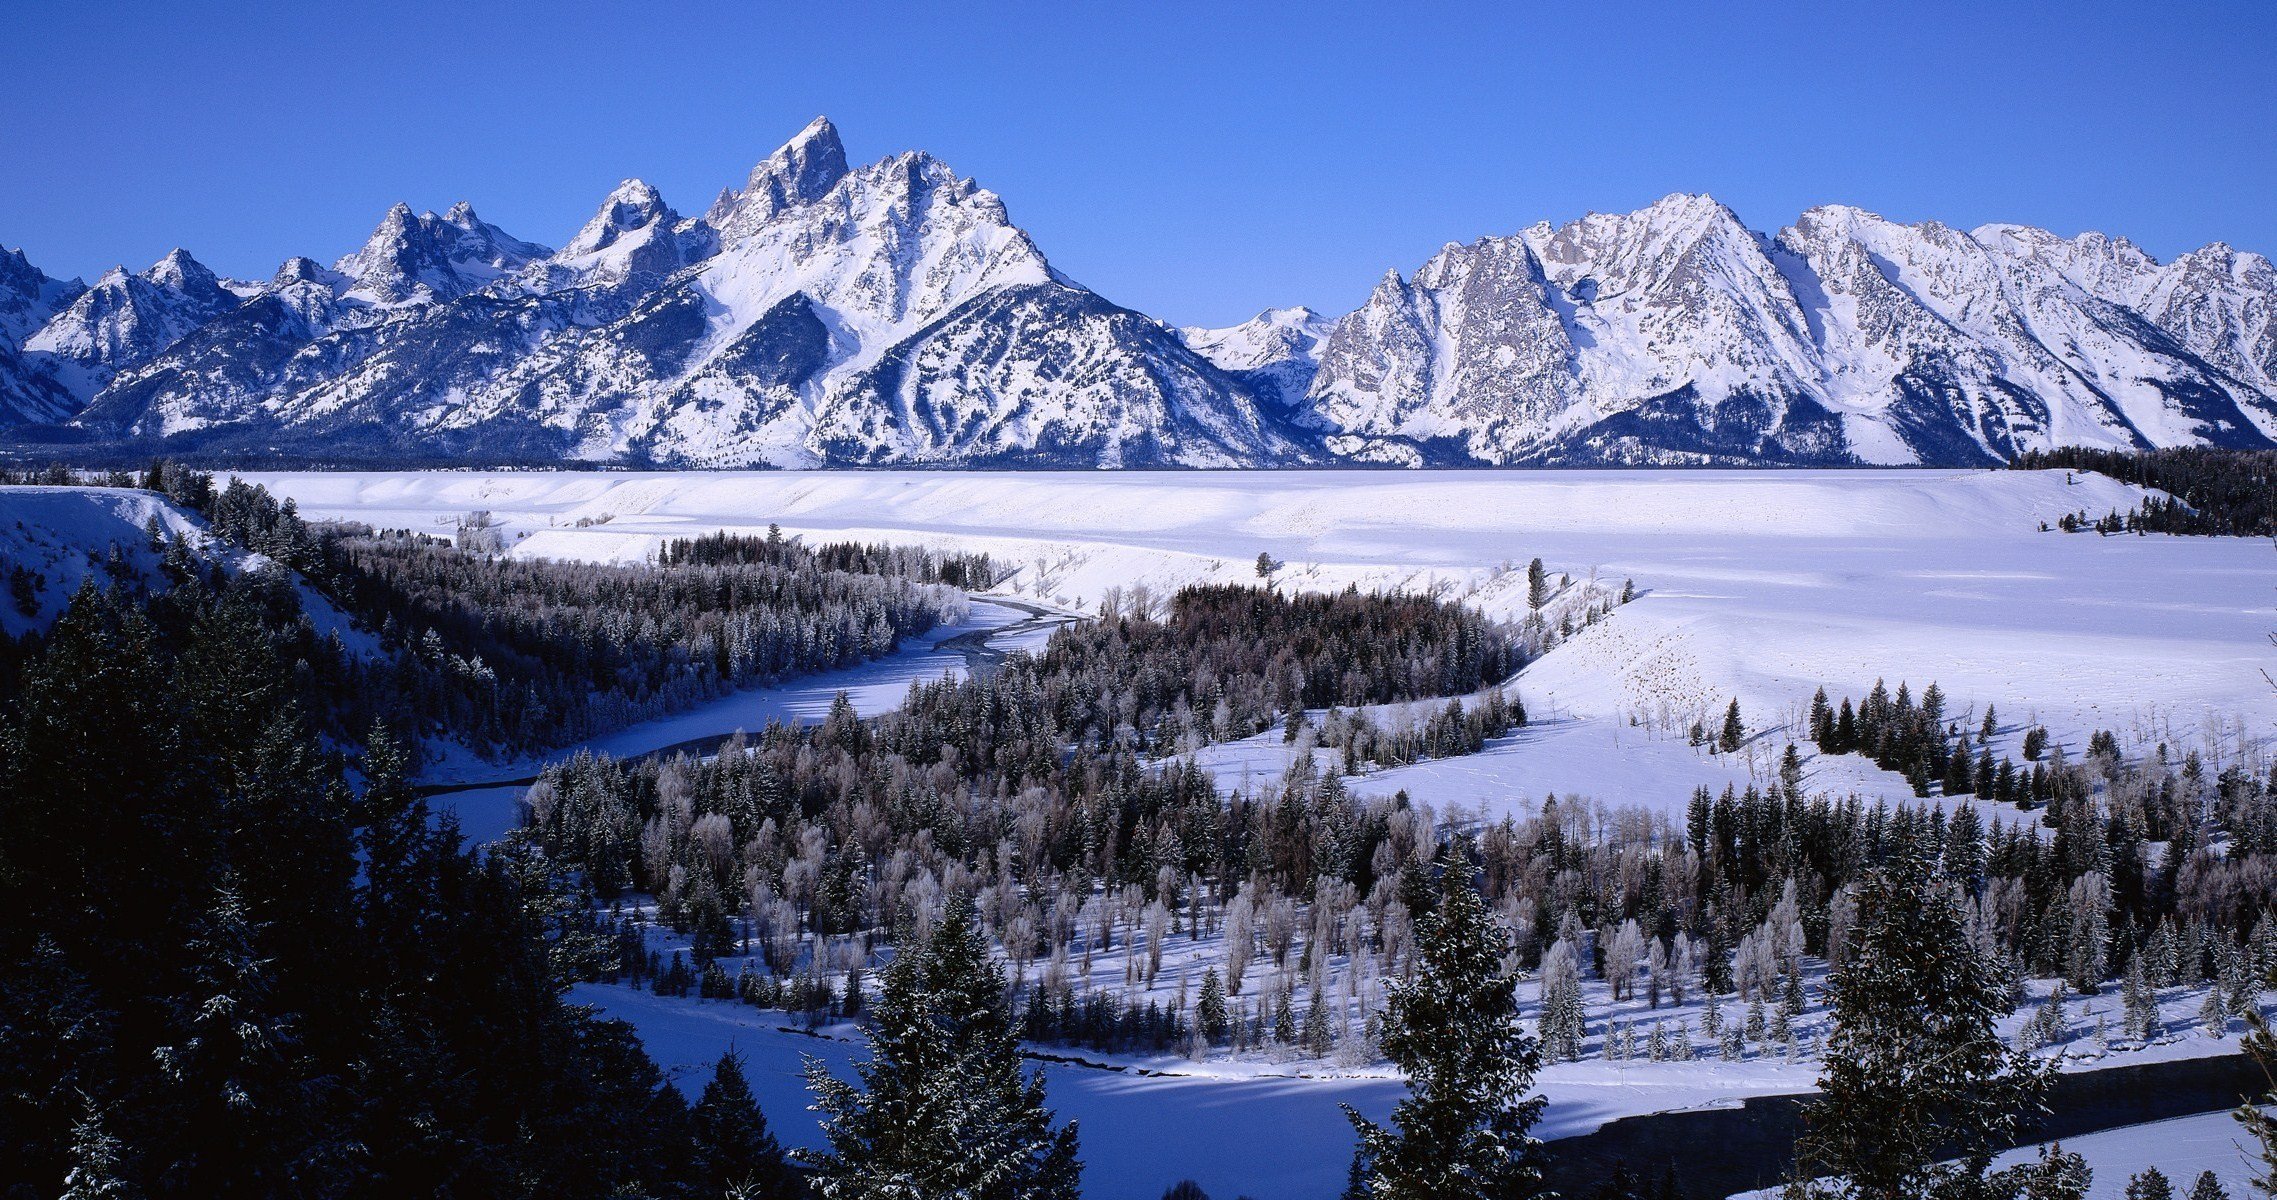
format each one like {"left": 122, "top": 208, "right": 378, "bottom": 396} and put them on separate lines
{"left": 248, "top": 466, "right": 2277, "bottom": 816}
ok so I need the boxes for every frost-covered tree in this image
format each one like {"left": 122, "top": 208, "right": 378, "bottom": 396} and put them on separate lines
{"left": 2123, "top": 958, "right": 2160, "bottom": 1041}
{"left": 1537, "top": 938, "right": 1586, "bottom": 1062}
{"left": 1994, "top": 1144, "right": 2091, "bottom": 1200}
{"left": 803, "top": 894, "right": 1081, "bottom": 1200}
{"left": 1792, "top": 848, "right": 2050, "bottom": 1199}
{"left": 1344, "top": 850, "right": 1548, "bottom": 1200}
{"left": 2236, "top": 1014, "right": 2277, "bottom": 1197}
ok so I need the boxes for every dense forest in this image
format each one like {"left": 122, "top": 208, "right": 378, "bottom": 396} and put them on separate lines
{"left": 0, "top": 570, "right": 798, "bottom": 1198}
{"left": 2015, "top": 446, "right": 2277, "bottom": 536}
{"left": 528, "top": 580, "right": 1525, "bottom": 1053}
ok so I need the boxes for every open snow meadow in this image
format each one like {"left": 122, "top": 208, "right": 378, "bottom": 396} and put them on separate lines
{"left": 208, "top": 466, "right": 2277, "bottom": 1198}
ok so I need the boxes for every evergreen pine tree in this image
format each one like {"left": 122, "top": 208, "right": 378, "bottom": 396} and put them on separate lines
{"left": 2235, "top": 1014, "right": 2277, "bottom": 1197}
{"left": 1198, "top": 969, "right": 1229, "bottom": 1043}
{"left": 2126, "top": 1166, "right": 2176, "bottom": 1200}
{"left": 58, "top": 1100, "right": 134, "bottom": 1200}
{"left": 1343, "top": 849, "right": 1548, "bottom": 1200}
{"left": 1792, "top": 847, "right": 2051, "bottom": 1199}
{"left": 804, "top": 894, "right": 1081, "bottom": 1199}
{"left": 1719, "top": 700, "right": 1744, "bottom": 755}
{"left": 2187, "top": 1171, "right": 2231, "bottom": 1200}
{"left": 693, "top": 1051, "right": 795, "bottom": 1199}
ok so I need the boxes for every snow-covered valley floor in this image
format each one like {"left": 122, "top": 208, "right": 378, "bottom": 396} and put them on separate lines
{"left": 250, "top": 467, "right": 2277, "bottom": 796}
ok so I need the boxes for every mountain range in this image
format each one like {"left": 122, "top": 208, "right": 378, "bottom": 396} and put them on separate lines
{"left": 4, "top": 117, "right": 2272, "bottom": 467}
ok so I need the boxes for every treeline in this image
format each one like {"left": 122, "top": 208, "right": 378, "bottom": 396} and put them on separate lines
{"left": 660, "top": 527, "right": 1001, "bottom": 591}
{"left": 1038, "top": 583, "right": 1519, "bottom": 752}
{"left": 1806, "top": 681, "right": 2072, "bottom": 806}
{"left": 324, "top": 534, "right": 960, "bottom": 753}
{"left": 0, "top": 575, "right": 797, "bottom": 1198}
{"left": 2016, "top": 446, "right": 2277, "bottom": 536}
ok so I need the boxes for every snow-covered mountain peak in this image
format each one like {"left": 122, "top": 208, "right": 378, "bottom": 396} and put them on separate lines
{"left": 1182, "top": 306, "right": 1335, "bottom": 369}
{"left": 269, "top": 256, "right": 338, "bottom": 287}
{"left": 333, "top": 202, "right": 549, "bottom": 306}
{"left": 691, "top": 140, "right": 1055, "bottom": 369}
{"left": 713, "top": 116, "right": 852, "bottom": 245}
{"left": 0, "top": 245, "right": 85, "bottom": 346}
{"left": 532, "top": 177, "right": 712, "bottom": 288}
{"left": 21, "top": 244, "right": 241, "bottom": 401}
{"left": 560, "top": 179, "right": 674, "bottom": 256}
{"left": 141, "top": 247, "right": 221, "bottom": 293}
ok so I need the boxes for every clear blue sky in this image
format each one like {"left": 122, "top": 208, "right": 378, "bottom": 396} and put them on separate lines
{"left": 3, "top": 1, "right": 2272, "bottom": 327}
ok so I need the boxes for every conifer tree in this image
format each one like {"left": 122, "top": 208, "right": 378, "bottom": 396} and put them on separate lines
{"left": 804, "top": 894, "right": 1081, "bottom": 1199}
{"left": 1344, "top": 848, "right": 1548, "bottom": 1200}
{"left": 1538, "top": 938, "right": 1586, "bottom": 1062}
{"left": 2127, "top": 1167, "right": 2176, "bottom": 1200}
{"left": 693, "top": 1051, "right": 795, "bottom": 1199}
{"left": 2187, "top": 1171, "right": 2231, "bottom": 1200}
{"left": 1792, "top": 847, "right": 2050, "bottom": 1199}
{"left": 1719, "top": 700, "right": 1744, "bottom": 755}
{"left": 1198, "top": 968, "right": 1229, "bottom": 1043}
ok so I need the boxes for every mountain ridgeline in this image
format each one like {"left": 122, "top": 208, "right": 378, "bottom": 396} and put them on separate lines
{"left": 4, "top": 118, "right": 2274, "bottom": 467}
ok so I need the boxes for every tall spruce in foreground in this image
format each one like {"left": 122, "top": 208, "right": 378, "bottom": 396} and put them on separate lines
{"left": 694, "top": 1051, "right": 795, "bottom": 1199}
{"left": 1344, "top": 845, "right": 1548, "bottom": 1200}
{"left": 1790, "top": 846, "right": 2049, "bottom": 1200}
{"left": 803, "top": 894, "right": 1081, "bottom": 1199}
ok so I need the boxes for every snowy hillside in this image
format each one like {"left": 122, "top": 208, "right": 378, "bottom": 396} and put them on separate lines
{"left": 6, "top": 124, "right": 2276, "bottom": 465}
{"left": 0, "top": 485, "right": 365, "bottom": 644}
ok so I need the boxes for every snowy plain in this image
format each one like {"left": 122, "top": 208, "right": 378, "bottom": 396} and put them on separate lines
{"left": 248, "top": 467, "right": 2277, "bottom": 814}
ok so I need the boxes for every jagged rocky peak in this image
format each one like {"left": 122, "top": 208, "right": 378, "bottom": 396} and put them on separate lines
{"left": 333, "top": 200, "right": 550, "bottom": 305}
{"left": 140, "top": 247, "right": 226, "bottom": 295}
{"left": 268, "top": 255, "right": 338, "bottom": 287}
{"left": 0, "top": 245, "right": 86, "bottom": 345}
{"left": 20, "top": 247, "right": 243, "bottom": 400}
{"left": 712, "top": 116, "right": 852, "bottom": 244}
{"left": 564, "top": 179, "right": 674, "bottom": 252}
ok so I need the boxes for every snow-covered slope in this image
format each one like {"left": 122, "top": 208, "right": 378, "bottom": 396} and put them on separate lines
{"left": 1312, "top": 195, "right": 2277, "bottom": 464}
{"left": 245, "top": 467, "right": 2275, "bottom": 775}
{"left": 0, "top": 485, "right": 371, "bottom": 648}
{"left": 1181, "top": 305, "right": 1337, "bottom": 412}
